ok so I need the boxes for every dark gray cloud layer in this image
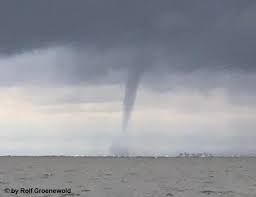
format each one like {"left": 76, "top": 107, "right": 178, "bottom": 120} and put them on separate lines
{"left": 0, "top": 0, "right": 256, "bottom": 91}
{"left": 0, "top": 1, "right": 255, "bottom": 111}
{"left": 1, "top": 0, "right": 256, "bottom": 67}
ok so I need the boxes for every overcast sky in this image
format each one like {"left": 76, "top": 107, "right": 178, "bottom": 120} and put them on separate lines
{"left": 0, "top": 0, "right": 256, "bottom": 156}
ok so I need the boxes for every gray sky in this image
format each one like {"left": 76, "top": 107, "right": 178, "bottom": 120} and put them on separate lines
{"left": 0, "top": 0, "right": 256, "bottom": 155}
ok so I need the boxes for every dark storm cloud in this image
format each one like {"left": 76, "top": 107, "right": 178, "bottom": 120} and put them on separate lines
{"left": 0, "top": 0, "right": 256, "bottom": 71}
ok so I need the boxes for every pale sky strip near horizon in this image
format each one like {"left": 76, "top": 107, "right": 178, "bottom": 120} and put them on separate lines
{"left": 0, "top": 0, "right": 256, "bottom": 155}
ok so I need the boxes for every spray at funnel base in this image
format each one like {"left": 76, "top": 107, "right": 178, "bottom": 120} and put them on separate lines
{"left": 110, "top": 134, "right": 130, "bottom": 156}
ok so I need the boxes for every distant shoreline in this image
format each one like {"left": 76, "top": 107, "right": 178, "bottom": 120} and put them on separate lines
{"left": 1, "top": 155, "right": 256, "bottom": 158}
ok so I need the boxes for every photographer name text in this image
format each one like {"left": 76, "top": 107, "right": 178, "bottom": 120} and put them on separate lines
{"left": 4, "top": 187, "right": 72, "bottom": 195}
